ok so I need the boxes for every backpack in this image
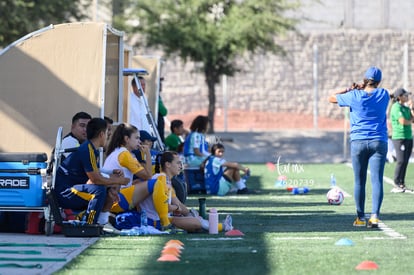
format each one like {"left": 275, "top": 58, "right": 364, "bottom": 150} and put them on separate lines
{"left": 115, "top": 211, "right": 142, "bottom": 230}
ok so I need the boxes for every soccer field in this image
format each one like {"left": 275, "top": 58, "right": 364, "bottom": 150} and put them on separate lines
{"left": 57, "top": 162, "right": 414, "bottom": 275}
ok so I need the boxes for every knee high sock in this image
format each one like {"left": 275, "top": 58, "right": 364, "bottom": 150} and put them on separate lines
{"left": 236, "top": 179, "right": 246, "bottom": 189}
{"left": 97, "top": 211, "right": 109, "bottom": 225}
{"left": 152, "top": 175, "right": 170, "bottom": 227}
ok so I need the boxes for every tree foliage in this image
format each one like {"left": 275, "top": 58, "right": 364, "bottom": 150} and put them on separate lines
{"left": 0, "top": 0, "right": 91, "bottom": 47}
{"left": 117, "top": 0, "right": 300, "bottom": 132}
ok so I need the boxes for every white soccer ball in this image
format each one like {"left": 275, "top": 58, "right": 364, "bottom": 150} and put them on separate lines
{"left": 327, "top": 188, "right": 344, "bottom": 205}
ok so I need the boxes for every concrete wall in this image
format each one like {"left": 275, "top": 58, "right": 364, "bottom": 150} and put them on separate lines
{"left": 161, "top": 29, "right": 414, "bottom": 121}
{"left": 85, "top": 0, "right": 414, "bottom": 124}
{"left": 296, "top": 0, "right": 414, "bottom": 30}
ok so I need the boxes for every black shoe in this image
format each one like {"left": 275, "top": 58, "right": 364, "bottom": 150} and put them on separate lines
{"left": 237, "top": 188, "right": 249, "bottom": 194}
{"left": 108, "top": 213, "right": 116, "bottom": 226}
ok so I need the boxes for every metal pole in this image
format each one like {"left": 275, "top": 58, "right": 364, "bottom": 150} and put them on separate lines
{"left": 133, "top": 73, "right": 165, "bottom": 151}
{"left": 222, "top": 75, "right": 228, "bottom": 132}
{"left": 313, "top": 44, "right": 318, "bottom": 130}
{"left": 99, "top": 25, "right": 107, "bottom": 168}
{"left": 403, "top": 43, "right": 408, "bottom": 89}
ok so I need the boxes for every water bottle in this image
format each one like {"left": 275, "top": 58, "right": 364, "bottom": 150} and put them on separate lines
{"left": 275, "top": 175, "right": 287, "bottom": 187}
{"left": 140, "top": 210, "right": 148, "bottom": 227}
{"left": 330, "top": 173, "right": 336, "bottom": 187}
{"left": 292, "top": 187, "right": 309, "bottom": 195}
{"left": 198, "top": 198, "right": 207, "bottom": 219}
{"left": 140, "top": 210, "right": 148, "bottom": 235}
{"left": 208, "top": 208, "right": 219, "bottom": 234}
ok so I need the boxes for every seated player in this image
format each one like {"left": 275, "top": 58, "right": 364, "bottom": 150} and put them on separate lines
{"left": 132, "top": 130, "right": 159, "bottom": 175}
{"left": 61, "top": 111, "right": 91, "bottom": 159}
{"left": 165, "top": 119, "right": 189, "bottom": 153}
{"left": 54, "top": 118, "right": 129, "bottom": 225}
{"left": 140, "top": 151, "right": 233, "bottom": 233}
{"left": 204, "top": 143, "right": 250, "bottom": 195}
{"left": 103, "top": 123, "right": 173, "bottom": 231}
{"left": 183, "top": 115, "right": 210, "bottom": 168}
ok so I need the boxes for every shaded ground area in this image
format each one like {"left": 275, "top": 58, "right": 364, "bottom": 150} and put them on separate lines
{"left": 169, "top": 109, "right": 348, "bottom": 164}
{"left": 0, "top": 111, "right": 347, "bottom": 274}
{"left": 212, "top": 130, "right": 348, "bottom": 164}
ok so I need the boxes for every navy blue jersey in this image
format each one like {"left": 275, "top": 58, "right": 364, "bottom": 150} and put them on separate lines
{"left": 56, "top": 140, "right": 100, "bottom": 191}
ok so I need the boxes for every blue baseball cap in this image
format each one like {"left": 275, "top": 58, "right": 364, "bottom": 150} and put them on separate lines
{"left": 364, "top": 66, "right": 382, "bottom": 82}
{"left": 139, "top": 130, "right": 157, "bottom": 142}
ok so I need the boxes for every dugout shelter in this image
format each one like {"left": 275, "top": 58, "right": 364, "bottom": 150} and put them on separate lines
{"left": 0, "top": 22, "right": 124, "bottom": 154}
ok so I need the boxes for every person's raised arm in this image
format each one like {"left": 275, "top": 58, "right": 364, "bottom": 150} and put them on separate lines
{"left": 328, "top": 89, "right": 349, "bottom": 103}
{"left": 328, "top": 83, "right": 362, "bottom": 104}
{"left": 136, "top": 144, "right": 152, "bottom": 180}
{"left": 222, "top": 161, "right": 249, "bottom": 174}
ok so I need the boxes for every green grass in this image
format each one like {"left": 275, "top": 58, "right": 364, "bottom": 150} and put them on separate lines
{"left": 57, "top": 162, "right": 414, "bottom": 275}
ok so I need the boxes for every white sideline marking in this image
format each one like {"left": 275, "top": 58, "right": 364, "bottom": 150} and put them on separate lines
{"left": 272, "top": 237, "right": 332, "bottom": 240}
{"left": 190, "top": 237, "right": 333, "bottom": 241}
{"left": 345, "top": 163, "right": 411, "bottom": 194}
{"left": 364, "top": 220, "right": 407, "bottom": 240}
{"left": 364, "top": 237, "right": 406, "bottom": 240}
{"left": 219, "top": 196, "right": 250, "bottom": 199}
{"left": 364, "top": 237, "right": 407, "bottom": 240}
{"left": 344, "top": 163, "right": 408, "bottom": 239}
{"left": 106, "top": 237, "right": 152, "bottom": 241}
{"left": 187, "top": 237, "right": 243, "bottom": 241}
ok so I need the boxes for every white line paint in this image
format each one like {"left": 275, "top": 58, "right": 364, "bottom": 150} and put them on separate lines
{"left": 187, "top": 237, "right": 244, "bottom": 241}
{"left": 345, "top": 163, "right": 409, "bottom": 193}
{"left": 105, "top": 237, "right": 152, "bottom": 241}
{"left": 271, "top": 237, "right": 332, "bottom": 240}
{"left": 364, "top": 237, "right": 407, "bottom": 240}
{"left": 189, "top": 237, "right": 333, "bottom": 241}
{"left": 364, "top": 221, "right": 407, "bottom": 240}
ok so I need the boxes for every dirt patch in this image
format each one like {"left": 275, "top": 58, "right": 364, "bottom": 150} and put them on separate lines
{"left": 167, "top": 109, "right": 344, "bottom": 132}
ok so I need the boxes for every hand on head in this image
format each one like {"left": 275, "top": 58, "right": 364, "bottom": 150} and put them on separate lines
{"left": 138, "top": 144, "right": 151, "bottom": 155}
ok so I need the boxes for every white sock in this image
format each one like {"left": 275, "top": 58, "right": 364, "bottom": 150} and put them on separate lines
{"left": 98, "top": 211, "right": 110, "bottom": 225}
{"left": 236, "top": 179, "right": 246, "bottom": 189}
{"left": 198, "top": 217, "right": 209, "bottom": 230}
{"left": 229, "top": 186, "right": 238, "bottom": 193}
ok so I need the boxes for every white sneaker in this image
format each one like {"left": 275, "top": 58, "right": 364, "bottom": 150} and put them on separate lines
{"left": 228, "top": 186, "right": 238, "bottom": 194}
{"left": 102, "top": 223, "right": 121, "bottom": 235}
{"left": 223, "top": 215, "right": 233, "bottom": 231}
{"left": 391, "top": 187, "right": 405, "bottom": 193}
{"left": 189, "top": 208, "right": 199, "bottom": 217}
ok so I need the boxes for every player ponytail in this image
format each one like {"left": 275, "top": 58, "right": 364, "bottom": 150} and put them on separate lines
{"left": 154, "top": 153, "right": 162, "bottom": 174}
{"left": 155, "top": 151, "right": 178, "bottom": 173}
{"left": 106, "top": 123, "right": 137, "bottom": 156}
